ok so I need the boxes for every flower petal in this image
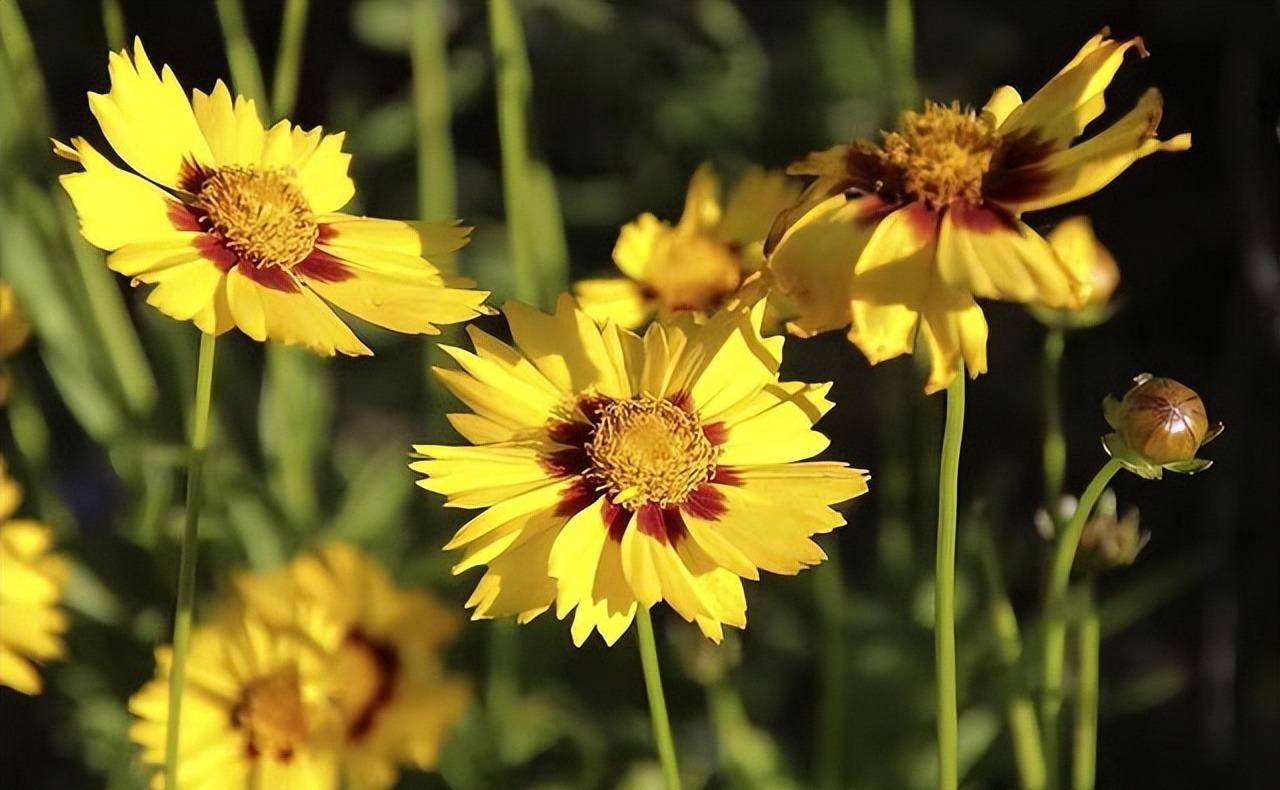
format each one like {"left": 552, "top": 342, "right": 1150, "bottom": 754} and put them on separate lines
{"left": 224, "top": 265, "right": 370, "bottom": 356}
{"left": 573, "top": 278, "right": 653, "bottom": 329}
{"left": 612, "top": 213, "right": 672, "bottom": 282}
{"left": 87, "top": 38, "right": 213, "bottom": 187}
{"left": 717, "top": 167, "right": 801, "bottom": 248}
{"left": 56, "top": 136, "right": 186, "bottom": 250}
{"left": 675, "top": 163, "right": 722, "bottom": 234}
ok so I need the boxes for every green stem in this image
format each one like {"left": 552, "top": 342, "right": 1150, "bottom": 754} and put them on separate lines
{"left": 815, "top": 555, "right": 846, "bottom": 789}
{"left": 411, "top": 0, "right": 457, "bottom": 222}
{"left": 163, "top": 331, "right": 218, "bottom": 789}
{"left": 1042, "top": 328, "right": 1066, "bottom": 517}
{"left": 1040, "top": 457, "right": 1122, "bottom": 788}
{"left": 270, "top": 0, "right": 310, "bottom": 117}
{"left": 975, "top": 528, "right": 1047, "bottom": 790}
{"left": 636, "top": 606, "right": 682, "bottom": 790}
{"left": 213, "top": 0, "right": 268, "bottom": 107}
{"left": 935, "top": 369, "right": 965, "bottom": 790}
{"left": 101, "top": 0, "right": 126, "bottom": 51}
{"left": 488, "top": 0, "right": 539, "bottom": 306}
{"left": 885, "top": 0, "right": 918, "bottom": 110}
{"left": 1072, "top": 584, "right": 1100, "bottom": 790}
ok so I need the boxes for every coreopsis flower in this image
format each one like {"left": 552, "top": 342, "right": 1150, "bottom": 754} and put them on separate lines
{"left": 574, "top": 164, "right": 799, "bottom": 329}
{"left": 1102, "top": 373, "right": 1222, "bottom": 478}
{"left": 129, "top": 607, "right": 342, "bottom": 788}
{"left": 236, "top": 543, "right": 470, "bottom": 788}
{"left": 1030, "top": 216, "right": 1121, "bottom": 328}
{"left": 412, "top": 297, "right": 868, "bottom": 645}
{"left": 55, "top": 39, "right": 488, "bottom": 356}
{"left": 0, "top": 281, "right": 31, "bottom": 403}
{"left": 767, "top": 29, "right": 1190, "bottom": 393}
{"left": 0, "top": 458, "right": 68, "bottom": 695}
{"left": 1078, "top": 492, "right": 1148, "bottom": 570}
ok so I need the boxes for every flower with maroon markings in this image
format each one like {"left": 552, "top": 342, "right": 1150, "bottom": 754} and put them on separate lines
{"left": 235, "top": 543, "right": 470, "bottom": 789}
{"left": 129, "top": 606, "right": 343, "bottom": 789}
{"left": 411, "top": 296, "right": 869, "bottom": 645}
{"left": 55, "top": 38, "right": 488, "bottom": 356}
{"left": 1102, "top": 373, "right": 1222, "bottom": 478}
{"left": 574, "top": 163, "right": 799, "bottom": 330}
{"left": 766, "top": 29, "right": 1190, "bottom": 393}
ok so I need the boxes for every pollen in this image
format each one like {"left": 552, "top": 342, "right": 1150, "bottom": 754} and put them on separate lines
{"left": 231, "top": 664, "right": 310, "bottom": 760}
{"left": 586, "top": 396, "right": 718, "bottom": 509}
{"left": 193, "top": 166, "right": 318, "bottom": 269}
{"left": 874, "top": 101, "right": 1002, "bottom": 208}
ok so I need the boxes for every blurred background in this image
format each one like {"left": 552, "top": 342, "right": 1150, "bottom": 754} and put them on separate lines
{"left": 1, "top": 0, "right": 1277, "bottom": 787}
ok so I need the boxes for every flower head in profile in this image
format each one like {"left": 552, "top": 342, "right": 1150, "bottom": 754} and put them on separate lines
{"left": 575, "top": 164, "right": 799, "bottom": 329}
{"left": 0, "top": 282, "right": 32, "bottom": 403}
{"left": 767, "top": 29, "right": 1190, "bottom": 392}
{"left": 1077, "top": 491, "right": 1149, "bottom": 571}
{"left": 0, "top": 457, "right": 69, "bottom": 695}
{"left": 412, "top": 297, "right": 868, "bottom": 645}
{"left": 56, "top": 39, "right": 488, "bottom": 355}
{"left": 1102, "top": 373, "right": 1222, "bottom": 478}
{"left": 236, "top": 542, "right": 470, "bottom": 788}
{"left": 129, "top": 606, "right": 342, "bottom": 788}
{"left": 1030, "top": 216, "right": 1121, "bottom": 329}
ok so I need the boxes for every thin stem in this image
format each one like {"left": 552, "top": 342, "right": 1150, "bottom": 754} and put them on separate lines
{"left": 636, "top": 606, "right": 681, "bottom": 790}
{"left": 885, "top": 0, "right": 918, "bottom": 110}
{"left": 213, "top": 0, "right": 268, "bottom": 107}
{"left": 814, "top": 555, "right": 846, "bottom": 789}
{"left": 488, "top": 0, "right": 539, "bottom": 306}
{"left": 163, "top": 331, "right": 218, "bottom": 789}
{"left": 1042, "top": 328, "right": 1066, "bottom": 517}
{"left": 935, "top": 369, "right": 966, "bottom": 790}
{"left": 1040, "top": 457, "right": 1122, "bottom": 788}
{"left": 975, "top": 527, "right": 1047, "bottom": 790}
{"left": 411, "top": 0, "right": 457, "bottom": 222}
{"left": 101, "top": 0, "right": 126, "bottom": 51}
{"left": 1072, "top": 584, "right": 1100, "bottom": 790}
{"left": 270, "top": 0, "right": 310, "bottom": 117}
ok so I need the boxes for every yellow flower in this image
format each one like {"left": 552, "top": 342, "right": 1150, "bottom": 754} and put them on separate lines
{"left": 575, "top": 164, "right": 799, "bottom": 329}
{"left": 236, "top": 543, "right": 470, "bottom": 789}
{"left": 412, "top": 297, "right": 868, "bottom": 646}
{"left": 55, "top": 39, "right": 488, "bottom": 356}
{"left": 129, "top": 607, "right": 343, "bottom": 789}
{"left": 1030, "top": 216, "right": 1121, "bottom": 329}
{"left": 767, "top": 29, "right": 1189, "bottom": 393}
{"left": 0, "top": 458, "right": 68, "bottom": 695}
{"left": 0, "top": 281, "right": 31, "bottom": 404}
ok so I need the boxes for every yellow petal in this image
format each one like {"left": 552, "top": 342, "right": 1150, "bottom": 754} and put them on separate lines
{"left": 717, "top": 167, "right": 801, "bottom": 248}
{"left": 995, "top": 89, "right": 1190, "bottom": 213}
{"left": 716, "top": 383, "right": 834, "bottom": 465}
{"left": 224, "top": 265, "right": 370, "bottom": 356}
{"left": 142, "top": 260, "right": 228, "bottom": 324}
{"left": 613, "top": 213, "right": 672, "bottom": 282}
{"left": 191, "top": 80, "right": 265, "bottom": 166}
{"left": 549, "top": 502, "right": 609, "bottom": 618}
{"left": 291, "top": 130, "right": 355, "bottom": 213}
{"left": 999, "top": 32, "right": 1146, "bottom": 149}
{"left": 1046, "top": 216, "right": 1119, "bottom": 306}
{"left": 504, "top": 295, "right": 624, "bottom": 396}
{"left": 465, "top": 524, "right": 558, "bottom": 622}
{"left": 573, "top": 278, "right": 653, "bottom": 329}
{"left": 87, "top": 38, "right": 213, "bottom": 187}
{"left": 675, "top": 163, "right": 722, "bottom": 234}
{"left": 981, "top": 85, "right": 1023, "bottom": 128}
{"left": 936, "top": 204, "right": 1082, "bottom": 308}
{"left": 0, "top": 648, "right": 42, "bottom": 694}
{"left": 57, "top": 136, "right": 185, "bottom": 250}
{"left": 918, "top": 292, "right": 989, "bottom": 395}
{"left": 316, "top": 214, "right": 471, "bottom": 258}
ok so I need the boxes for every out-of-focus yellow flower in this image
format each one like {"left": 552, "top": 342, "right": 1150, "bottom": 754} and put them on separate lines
{"left": 0, "top": 281, "right": 32, "bottom": 403}
{"left": 236, "top": 543, "right": 470, "bottom": 789}
{"left": 767, "top": 29, "right": 1190, "bottom": 393}
{"left": 575, "top": 164, "right": 799, "bottom": 329}
{"left": 1031, "top": 216, "right": 1121, "bottom": 328}
{"left": 56, "top": 38, "right": 488, "bottom": 356}
{"left": 412, "top": 297, "right": 868, "bottom": 646}
{"left": 0, "top": 458, "right": 68, "bottom": 695}
{"left": 129, "top": 607, "right": 342, "bottom": 789}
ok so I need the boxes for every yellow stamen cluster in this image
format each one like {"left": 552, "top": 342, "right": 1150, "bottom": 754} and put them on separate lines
{"left": 194, "top": 166, "right": 318, "bottom": 268}
{"left": 586, "top": 396, "right": 718, "bottom": 508}
{"left": 232, "top": 665, "right": 310, "bottom": 758}
{"left": 878, "top": 101, "right": 1002, "bottom": 207}
{"left": 648, "top": 234, "right": 742, "bottom": 312}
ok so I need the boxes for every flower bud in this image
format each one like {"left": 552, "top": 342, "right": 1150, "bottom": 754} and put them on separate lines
{"left": 1116, "top": 376, "right": 1209, "bottom": 464}
{"left": 1079, "top": 506, "right": 1149, "bottom": 570}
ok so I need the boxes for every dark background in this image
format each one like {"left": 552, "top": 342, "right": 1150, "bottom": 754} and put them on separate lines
{"left": 2, "top": 0, "right": 1277, "bottom": 787}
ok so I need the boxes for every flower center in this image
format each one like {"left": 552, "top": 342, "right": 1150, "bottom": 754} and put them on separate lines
{"left": 232, "top": 665, "right": 309, "bottom": 761}
{"left": 586, "top": 396, "right": 718, "bottom": 509}
{"left": 875, "top": 101, "right": 1002, "bottom": 207}
{"left": 647, "top": 233, "right": 742, "bottom": 313}
{"left": 332, "top": 629, "right": 399, "bottom": 742}
{"left": 193, "top": 166, "right": 318, "bottom": 268}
